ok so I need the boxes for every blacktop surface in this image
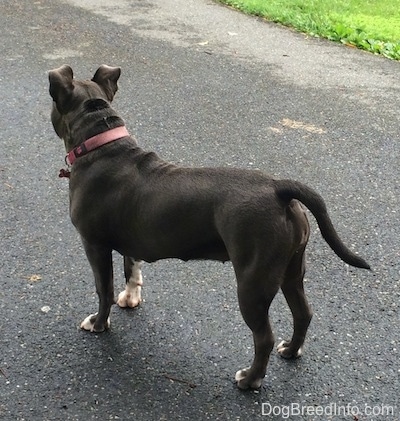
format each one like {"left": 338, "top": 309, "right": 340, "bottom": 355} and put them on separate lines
{"left": 0, "top": 0, "right": 399, "bottom": 420}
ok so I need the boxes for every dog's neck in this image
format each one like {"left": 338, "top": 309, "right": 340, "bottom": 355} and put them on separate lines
{"left": 64, "top": 99, "right": 127, "bottom": 152}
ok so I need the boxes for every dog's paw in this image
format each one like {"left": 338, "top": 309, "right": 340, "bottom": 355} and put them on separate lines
{"left": 277, "top": 340, "right": 303, "bottom": 359}
{"left": 116, "top": 287, "right": 142, "bottom": 308}
{"left": 235, "top": 367, "right": 263, "bottom": 390}
{"left": 80, "top": 313, "right": 110, "bottom": 332}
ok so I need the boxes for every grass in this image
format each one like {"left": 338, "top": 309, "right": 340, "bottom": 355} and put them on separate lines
{"left": 217, "top": 0, "right": 400, "bottom": 60}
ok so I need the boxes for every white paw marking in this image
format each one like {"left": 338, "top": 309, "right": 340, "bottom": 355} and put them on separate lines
{"left": 277, "top": 340, "right": 287, "bottom": 352}
{"left": 235, "top": 367, "right": 263, "bottom": 389}
{"left": 117, "top": 261, "right": 143, "bottom": 308}
{"left": 235, "top": 368, "right": 249, "bottom": 382}
{"left": 117, "top": 287, "right": 142, "bottom": 308}
{"left": 277, "top": 340, "right": 303, "bottom": 358}
{"left": 80, "top": 313, "right": 110, "bottom": 332}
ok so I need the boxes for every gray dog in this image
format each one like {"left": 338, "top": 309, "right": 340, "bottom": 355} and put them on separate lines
{"left": 48, "top": 65, "right": 370, "bottom": 390}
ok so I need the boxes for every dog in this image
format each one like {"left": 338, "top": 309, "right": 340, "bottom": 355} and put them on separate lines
{"left": 48, "top": 64, "right": 370, "bottom": 390}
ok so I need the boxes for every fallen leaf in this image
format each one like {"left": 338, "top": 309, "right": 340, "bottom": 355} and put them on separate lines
{"left": 28, "top": 274, "right": 42, "bottom": 282}
{"left": 280, "top": 118, "right": 326, "bottom": 134}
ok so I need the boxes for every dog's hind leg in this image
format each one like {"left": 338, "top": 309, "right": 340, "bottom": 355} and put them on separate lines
{"left": 117, "top": 257, "right": 143, "bottom": 308}
{"left": 234, "top": 270, "right": 281, "bottom": 390}
{"left": 80, "top": 241, "right": 114, "bottom": 332}
{"left": 277, "top": 247, "right": 312, "bottom": 359}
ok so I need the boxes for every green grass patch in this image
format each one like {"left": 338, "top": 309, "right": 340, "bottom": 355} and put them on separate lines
{"left": 217, "top": 0, "right": 400, "bottom": 60}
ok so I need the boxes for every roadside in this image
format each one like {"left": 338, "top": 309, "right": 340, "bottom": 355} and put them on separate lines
{"left": 217, "top": 0, "right": 400, "bottom": 59}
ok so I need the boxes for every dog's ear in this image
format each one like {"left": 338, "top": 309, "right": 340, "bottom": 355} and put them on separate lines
{"left": 48, "top": 65, "right": 74, "bottom": 113}
{"left": 92, "top": 65, "right": 121, "bottom": 102}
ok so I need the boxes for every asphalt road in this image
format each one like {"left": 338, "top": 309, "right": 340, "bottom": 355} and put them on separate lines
{"left": 1, "top": 0, "right": 399, "bottom": 420}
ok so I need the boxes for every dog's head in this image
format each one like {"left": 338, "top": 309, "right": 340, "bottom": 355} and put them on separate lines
{"left": 48, "top": 65, "right": 121, "bottom": 150}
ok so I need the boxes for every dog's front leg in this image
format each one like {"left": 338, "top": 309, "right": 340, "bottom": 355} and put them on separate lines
{"left": 80, "top": 240, "right": 114, "bottom": 332}
{"left": 117, "top": 257, "right": 143, "bottom": 308}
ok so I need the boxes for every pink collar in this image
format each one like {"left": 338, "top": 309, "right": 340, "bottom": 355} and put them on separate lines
{"left": 66, "top": 126, "right": 130, "bottom": 166}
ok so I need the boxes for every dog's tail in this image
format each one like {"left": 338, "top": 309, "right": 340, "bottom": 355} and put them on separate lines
{"left": 275, "top": 179, "right": 370, "bottom": 270}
